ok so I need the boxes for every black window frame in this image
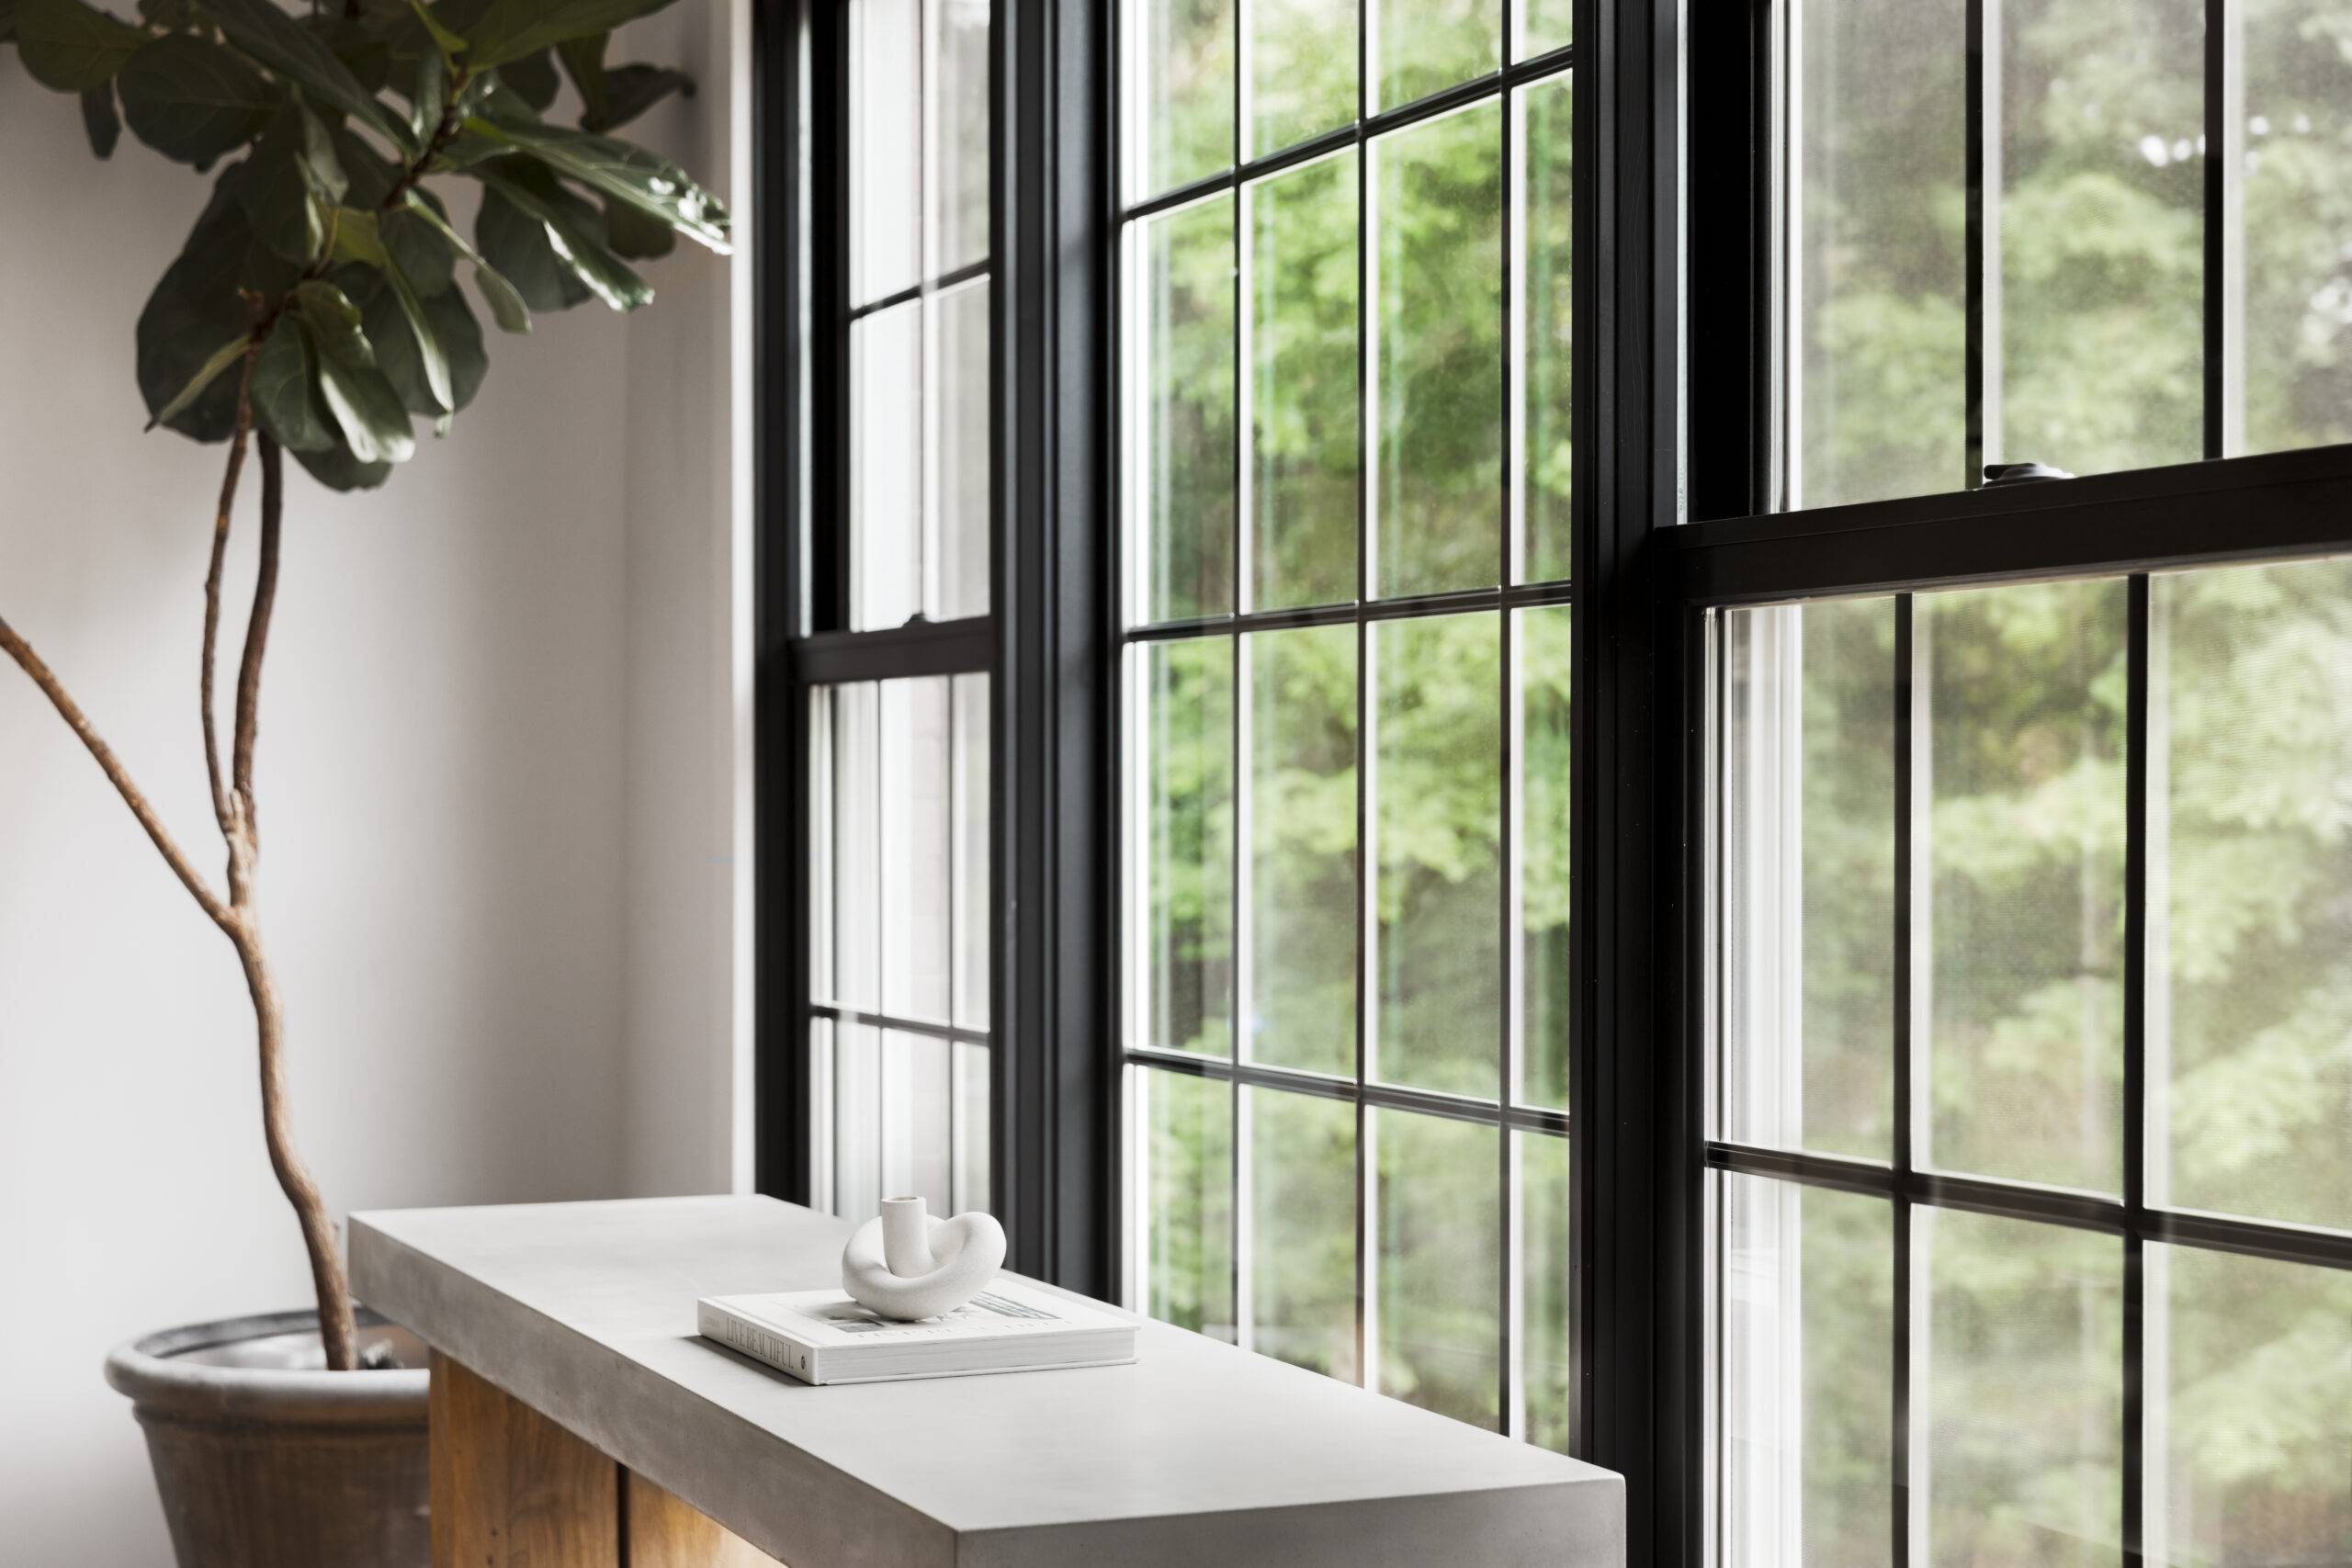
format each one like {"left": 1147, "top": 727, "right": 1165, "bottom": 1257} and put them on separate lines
{"left": 754, "top": 0, "right": 1115, "bottom": 1292}
{"left": 756, "top": 1, "right": 2352, "bottom": 1565}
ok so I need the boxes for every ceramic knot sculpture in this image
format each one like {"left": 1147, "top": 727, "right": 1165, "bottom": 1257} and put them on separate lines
{"left": 841, "top": 1197, "right": 1007, "bottom": 1320}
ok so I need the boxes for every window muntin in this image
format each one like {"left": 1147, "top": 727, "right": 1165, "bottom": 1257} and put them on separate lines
{"left": 1117, "top": 0, "right": 1576, "bottom": 1445}
{"left": 1703, "top": 562, "right": 2352, "bottom": 1566}
{"left": 1779, "top": 0, "right": 2352, "bottom": 511}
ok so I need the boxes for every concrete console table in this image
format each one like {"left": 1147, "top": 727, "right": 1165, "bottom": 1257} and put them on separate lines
{"left": 351, "top": 1195, "right": 1623, "bottom": 1568}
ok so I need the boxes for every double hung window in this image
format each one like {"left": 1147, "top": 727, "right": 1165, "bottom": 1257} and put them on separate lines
{"left": 1693, "top": 1, "right": 2352, "bottom": 1560}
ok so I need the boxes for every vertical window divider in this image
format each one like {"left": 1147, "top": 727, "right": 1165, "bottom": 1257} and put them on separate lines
{"left": 1963, "top": 0, "right": 2001, "bottom": 490}
{"left": 1229, "top": 1, "right": 1251, "bottom": 1364}
{"left": 2120, "top": 571, "right": 2153, "bottom": 1566}
{"left": 2203, "top": 0, "right": 2245, "bottom": 460}
{"left": 1892, "top": 591, "right": 1918, "bottom": 1568}
{"left": 1351, "top": 0, "right": 1374, "bottom": 1398}
{"left": 1497, "top": 0, "right": 1522, "bottom": 1441}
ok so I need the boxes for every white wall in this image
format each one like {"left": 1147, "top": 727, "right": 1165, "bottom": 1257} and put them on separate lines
{"left": 0, "top": 7, "right": 748, "bottom": 1562}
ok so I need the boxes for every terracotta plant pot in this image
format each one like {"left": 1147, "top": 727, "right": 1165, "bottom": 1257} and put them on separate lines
{"left": 104, "top": 1309, "right": 429, "bottom": 1568}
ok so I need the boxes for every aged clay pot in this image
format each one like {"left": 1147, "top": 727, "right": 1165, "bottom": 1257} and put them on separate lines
{"left": 104, "top": 1309, "right": 428, "bottom": 1568}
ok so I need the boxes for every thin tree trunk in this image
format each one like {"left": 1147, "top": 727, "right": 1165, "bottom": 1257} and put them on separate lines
{"left": 230, "top": 436, "right": 356, "bottom": 1371}
{"left": 232, "top": 916, "right": 357, "bottom": 1371}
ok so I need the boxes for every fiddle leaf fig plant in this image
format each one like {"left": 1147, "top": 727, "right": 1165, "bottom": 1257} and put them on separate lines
{"left": 0, "top": 0, "right": 726, "bottom": 1371}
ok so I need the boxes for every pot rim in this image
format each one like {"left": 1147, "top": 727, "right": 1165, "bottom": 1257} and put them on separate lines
{"left": 106, "top": 1308, "right": 428, "bottom": 1427}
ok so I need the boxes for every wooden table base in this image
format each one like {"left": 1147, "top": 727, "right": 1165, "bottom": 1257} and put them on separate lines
{"left": 430, "top": 1353, "right": 783, "bottom": 1568}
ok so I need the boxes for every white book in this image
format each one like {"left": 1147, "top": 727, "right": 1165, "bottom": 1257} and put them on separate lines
{"left": 697, "top": 1279, "right": 1137, "bottom": 1386}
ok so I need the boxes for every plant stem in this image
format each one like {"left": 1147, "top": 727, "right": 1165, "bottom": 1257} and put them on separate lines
{"left": 202, "top": 345, "right": 259, "bottom": 841}
{"left": 225, "top": 435, "right": 356, "bottom": 1370}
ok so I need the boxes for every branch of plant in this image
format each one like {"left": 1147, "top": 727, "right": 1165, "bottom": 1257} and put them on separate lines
{"left": 0, "top": 617, "right": 234, "bottom": 932}
{"left": 202, "top": 345, "right": 261, "bottom": 846}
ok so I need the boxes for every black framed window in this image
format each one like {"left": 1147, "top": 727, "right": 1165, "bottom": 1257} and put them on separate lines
{"left": 1679, "top": 0, "right": 2352, "bottom": 1555}
{"left": 1110, "top": 0, "right": 1580, "bottom": 1447}
{"left": 783, "top": 0, "right": 1001, "bottom": 1227}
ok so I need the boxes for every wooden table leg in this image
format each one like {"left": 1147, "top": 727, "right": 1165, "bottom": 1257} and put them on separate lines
{"left": 430, "top": 1352, "right": 783, "bottom": 1568}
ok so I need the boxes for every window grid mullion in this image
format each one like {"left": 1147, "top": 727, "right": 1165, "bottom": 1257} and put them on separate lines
{"left": 1351, "top": 0, "right": 1374, "bottom": 1397}
{"left": 1892, "top": 592, "right": 1917, "bottom": 1568}
{"left": 2120, "top": 573, "right": 2153, "bottom": 1565}
{"left": 1229, "top": 0, "right": 1252, "bottom": 1361}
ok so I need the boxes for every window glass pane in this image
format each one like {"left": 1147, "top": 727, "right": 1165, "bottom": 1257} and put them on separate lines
{"left": 1998, "top": 0, "right": 2203, "bottom": 477}
{"left": 1245, "top": 625, "right": 1357, "bottom": 1077}
{"left": 953, "top": 674, "right": 990, "bottom": 1030}
{"left": 854, "top": 0, "right": 923, "bottom": 303}
{"left": 1373, "top": 613, "right": 1501, "bottom": 1098}
{"left": 1250, "top": 1088, "right": 1358, "bottom": 1378}
{"left": 1128, "top": 638, "right": 1235, "bottom": 1057}
{"left": 1126, "top": 0, "right": 1236, "bottom": 200}
{"left": 1516, "top": 604, "right": 1572, "bottom": 1111}
{"left": 933, "top": 278, "right": 992, "bottom": 621}
{"left": 1514, "top": 74, "right": 1573, "bottom": 586}
{"left": 1792, "top": 0, "right": 1968, "bottom": 508}
{"left": 954, "top": 1042, "right": 990, "bottom": 1213}
{"left": 929, "top": 0, "right": 990, "bottom": 276}
{"left": 1371, "top": 0, "right": 1498, "bottom": 113}
{"left": 1719, "top": 599, "right": 1896, "bottom": 1161}
{"left": 1923, "top": 579, "right": 2124, "bottom": 1193}
{"left": 1517, "top": 0, "right": 1570, "bottom": 59}
{"left": 1921, "top": 1208, "right": 2121, "bottom": 1566}
{"left": 880, "top": 677, "right": 953, "bottom": 1024}
{"left": 828, "top": 682, "right": 882, "bottom": 1010}
{"left": 1136, "top": 1066, "right": 1237, "bottom": 1341}
{"left": 2241, "top": 2, "right": 2352, "bottom": 457}
{"left": 2154, "top": 1245, "right": 2352, "bottom": 1565}
{"left": 1247, "top": 0, "right": 1356, "bottom": 160}
{"left": 1247, "top": 152, "right": 1359, "bottom": 613}
{"left": 1375, "top": 1108, "right": 1499, "bottom": 1427}
{"left": 1372, "top": 102, "right": 1502, "bottom": 599}
{"left": 1515, "top": 1130, "right": 1572, "bottom": 1452}
{"left": 2154, "top": 558, "right": 2352, "bottom": 1233}
{"left": 1709, "top": 1173, "right": 1894, "bottom": 1568}
{"left": 833, "top": 1021, "right": 883, "bottom": 1221}
{"left": 881, "top": 1031, "right": 953, "bottom": 1215}
{"left": 1127, "top": 195, "right": 1238, "bottom": 624}
{"left": 853, "top": 303, "right": 924, "bottom": 631}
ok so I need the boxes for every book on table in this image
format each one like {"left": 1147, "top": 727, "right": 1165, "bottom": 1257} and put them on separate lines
{"left": 696, "top": 1278, "right": 1136, "bottom": 1386}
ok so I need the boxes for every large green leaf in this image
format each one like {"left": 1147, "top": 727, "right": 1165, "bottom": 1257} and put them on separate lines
{"left": 79, "top": 83, "right": 121, "bottom": 157}
{"left": 146, "top": 333, "right": 252, "bottom": 432}
{"left": 469, "top": 114, "right": 729, "bottom": 252}
{"left": 601, "top": 192, "right": 673, "bottom": 260}
{"left": 233, "top": 99, "right": 346, "bottom": 261}
{"left": 475, "top": 163, "right": 650, "bottom": 310}
{"left": 555, "top": 29, "right": 606, "bottom": 124}
{"left": 290, "top": 436, "right": 394, "bottom": 491}
{"left": 381, "top": 197, "right": 455, "bottom": 294}
{"left": 138, "top": 177, "right": 303, "bottom": 441}
{"left": 200, "top": 0, "right": 410, "bottom": 152}
{"left": 250, "top": 310, "right": 335, "bottom": 451}
{"left": 117, "top": 34, "right": 274, "bottom": 166}
{"left": 346, "top": 263, "right": 484, "bottom": 418}
{"left": 402, "top": 190, "right": 530, "bottom": 331}
{"left": 496, "top": 47, "right": 558, "bottom": 110}
{"left": 582, "top": 62, "right": 689, "bottom": 134}
{"left": 458, "top": 0, "right": 667, "bottom": 71}
{"left": 291, "top": 278, "right": 414, "bottom": 464}
{"left": 17, "top": 0, "right": 145, "bottom": 92}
